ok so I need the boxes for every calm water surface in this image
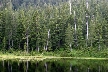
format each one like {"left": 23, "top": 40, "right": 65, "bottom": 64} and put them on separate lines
{"left": 0, "top": 59, "right": 108, "bottom": 72}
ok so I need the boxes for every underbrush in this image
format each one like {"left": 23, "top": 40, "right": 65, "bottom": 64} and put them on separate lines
{"left": 0, "top": 48, "right": 108, "bottom": 58}
{"left": 58, "top": 48, "right": 108, "bottom": 58}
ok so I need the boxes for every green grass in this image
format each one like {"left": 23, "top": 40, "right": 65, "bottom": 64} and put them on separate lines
{"left": 0, "top": 48, "right": 108, "bottom": 61}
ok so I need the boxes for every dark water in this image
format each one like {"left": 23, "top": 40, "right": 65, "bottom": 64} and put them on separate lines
{"left": 0, "top": 59, "right": 108, "bottom": 72}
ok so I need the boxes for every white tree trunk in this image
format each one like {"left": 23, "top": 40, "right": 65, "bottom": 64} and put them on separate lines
{"left": 70, "top": 43, "right": 72, "bottom": 51}
{"left": 86, "top": 1, "right": 89, "bottom": 40}
{"left": 98, "top": 66, "right": 100, "bottom": 72}
{"left": 45, "top": 62, "right": 48, "bottom": 72}
{"left": 46, "top": 41, "right": 48, "bottom": 51}
{"left": 86, "top": 2, "right": 89, "bottom": 9}
{"left": 2, "top": 60, "right": 4, "bottom": 67}
{"left": 12, "top": 40, "right": 13, "bottom": 47}
{"left": 86, "top": 19, "right": 89, "bottom": 40}
{"left": 26, "top": 61, "right": 28, "bottom": 72}
{"left": 19, "top": 43, "right": 20, "bottom": 49}
{"left": 48, "top": 29, "right": 50, "bottom": 39}
{"left": 8, "top": 61, "right": 10, "bottom": 72}
{"left": 74, "top": 10, "right": 77, "bottom": 47}
{"left": 46, "top": 29, "right": 50, "bottom": 51}
{"left": 38, "top": 47, "right": 39, "bottom": 52}
{"left": 26, "top": 35, "right": 29, "bottom": 53}
{"left": 69, "top": 0, "right": 72, "bottom": 15}
{"left": 86, "top": 1, "right": 89, "bottom": 47}
{"left": 86, "top": 15, "right": 89, "bottom": 47}
{"left": 74, "top": 11, "right": 76, "bottom": 33}
{"left": 44, "top": 45, "right": 46, "bottom": 51}
{"left": 70, "top": 63, "right": 72, "bottom": 72}
{"left": 11, "top": 64, "right": 12, "bottom": 72}
{"left": 87, "top": 67, "right": 89, "bottom": 72}
{"left": 98, "top": 40, "right": 100, "bottom": 51}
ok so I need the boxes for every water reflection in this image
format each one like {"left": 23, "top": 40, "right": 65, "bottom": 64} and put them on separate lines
{"left": 0, "top": 59, "right": 108, "bottom": 72}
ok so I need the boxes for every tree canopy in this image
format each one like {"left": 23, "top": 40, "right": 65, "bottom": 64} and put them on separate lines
{"left": 0, "top": 0, "right": 108, "bottom": 52}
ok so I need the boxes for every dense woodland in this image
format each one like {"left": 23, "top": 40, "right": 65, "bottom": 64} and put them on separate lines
{"left": 0, "top": 0, "right": 108, "bottom": 52}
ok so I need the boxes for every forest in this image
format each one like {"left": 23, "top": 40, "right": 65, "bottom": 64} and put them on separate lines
{"left": 0, "top": 0, "right": 108, "bottom": 54}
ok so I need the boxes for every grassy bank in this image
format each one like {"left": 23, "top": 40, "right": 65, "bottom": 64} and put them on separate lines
{"left": 0, "top": 55, "right": 108, "bottom": 61}
{"left": 0, "top": 48, "right": 108, "bottom": 61}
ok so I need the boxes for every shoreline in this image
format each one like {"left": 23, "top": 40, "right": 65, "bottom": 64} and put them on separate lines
{"left": 0, "top": 55, "right": 108, "bottom": 61}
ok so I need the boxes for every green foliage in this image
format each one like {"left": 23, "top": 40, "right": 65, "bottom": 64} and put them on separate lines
{"left": 0, "top": 0, "right": 108, "bottom": 54}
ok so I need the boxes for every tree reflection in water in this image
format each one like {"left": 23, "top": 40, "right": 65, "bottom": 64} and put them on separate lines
{"left": 0, "top": 59, "right": 108, "bottom": 72}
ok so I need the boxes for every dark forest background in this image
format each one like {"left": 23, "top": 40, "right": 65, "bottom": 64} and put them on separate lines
{"left": 0, "top": 0, "right": 108, "bottom": 52}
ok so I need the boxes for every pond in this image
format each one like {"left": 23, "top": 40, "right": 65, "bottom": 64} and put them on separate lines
{"left": 0, "top": 59, "right": 108, "bottom": 72}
